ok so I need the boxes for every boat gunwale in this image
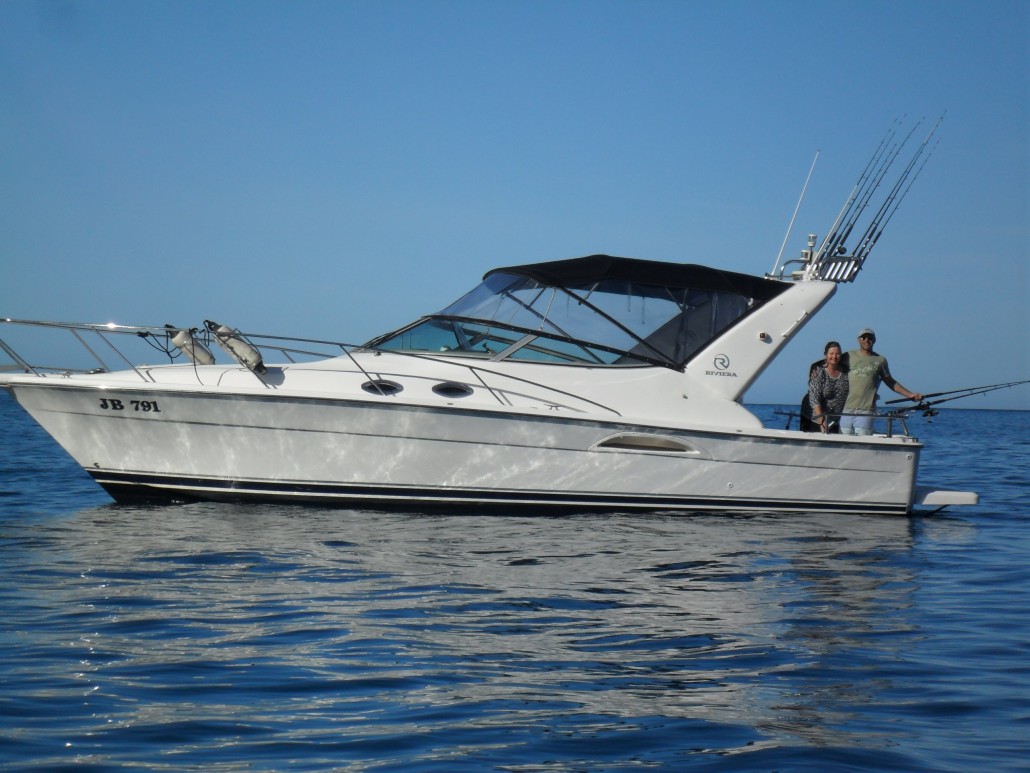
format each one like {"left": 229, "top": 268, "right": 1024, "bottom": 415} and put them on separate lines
{"left": 0, "top": 377, "right": 924, "bottom": 449}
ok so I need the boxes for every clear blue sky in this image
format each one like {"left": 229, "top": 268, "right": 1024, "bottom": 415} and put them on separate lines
{"left": 2, "top": 0, "right": 1027, "bottom": 409}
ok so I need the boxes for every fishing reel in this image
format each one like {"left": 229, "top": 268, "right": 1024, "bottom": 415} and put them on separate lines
{"left": 915, "top": 401, "right": 939, "bottom": 418}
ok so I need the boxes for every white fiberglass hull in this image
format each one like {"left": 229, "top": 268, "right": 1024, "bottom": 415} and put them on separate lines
{"left": 5, "top": 381, "right": 921, "bottom": 515}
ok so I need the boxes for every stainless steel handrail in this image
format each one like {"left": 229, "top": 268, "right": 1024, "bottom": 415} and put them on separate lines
{"left": 0, "top": 318, "right": 623, "bottom": 416}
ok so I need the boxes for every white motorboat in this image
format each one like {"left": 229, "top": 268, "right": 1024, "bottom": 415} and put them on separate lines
{"left": 0, "top": 124, "right": 978, "bottom": 514}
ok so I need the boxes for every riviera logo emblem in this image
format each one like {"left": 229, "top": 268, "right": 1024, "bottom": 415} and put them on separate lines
{"left": 707, "top": 354, "right": 738, "bottom": 378}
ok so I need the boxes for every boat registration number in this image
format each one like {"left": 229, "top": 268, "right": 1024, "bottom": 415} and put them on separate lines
{"left": 98, "top": 398, "right": 162, "bottom": 413}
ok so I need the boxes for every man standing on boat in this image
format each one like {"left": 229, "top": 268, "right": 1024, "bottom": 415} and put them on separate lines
{"left": 839, "top": 328, "right": 923, "bottom": 435}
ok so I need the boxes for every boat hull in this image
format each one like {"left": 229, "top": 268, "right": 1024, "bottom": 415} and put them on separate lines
{"left": 5, "top": 382, "right": 921, "bottom": 515}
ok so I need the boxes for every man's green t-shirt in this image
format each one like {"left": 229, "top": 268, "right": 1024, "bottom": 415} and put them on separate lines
{"left": 843, "top": 351, "right": 894, "bottom": 412}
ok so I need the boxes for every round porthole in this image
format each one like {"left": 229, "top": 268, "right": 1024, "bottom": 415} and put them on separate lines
{"left": 361, "top": 379, "right": 403, "bottom": 396}
{"left": 432, "top": 381, "right": 472, "bottom": 398}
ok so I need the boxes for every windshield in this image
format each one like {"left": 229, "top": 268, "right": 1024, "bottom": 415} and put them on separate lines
{"left": 367, "top": 265, "right": 766, "bottom": 368}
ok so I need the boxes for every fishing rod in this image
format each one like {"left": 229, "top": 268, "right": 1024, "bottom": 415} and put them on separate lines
{"left": 806, "top": 115, "right": 944, "bottom": 284}
{"left": 851, "top": 115, "right": 944, "bottom": 263}
{"left": 778, "top": 380, "right": 1027, "bottom": 429}
{"left": 814, "top": 120, "right": 900, "bottom": 263}
{"left": 884, "top": 379, "right": 1030, "bottom": 406}
{"left": 857, "top": 136, "right": 941, "bottom": 259}
{"left": 823, "top": 120, "right": 919, "bottom": 262}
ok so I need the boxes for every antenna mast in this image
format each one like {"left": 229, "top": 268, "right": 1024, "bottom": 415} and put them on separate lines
{"left": 771, "top": 150, "right": 819, "bottom": 277}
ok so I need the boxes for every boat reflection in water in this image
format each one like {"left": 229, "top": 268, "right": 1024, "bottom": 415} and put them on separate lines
{"left": 24, "top": 503, "right": 927, "bottom": 760}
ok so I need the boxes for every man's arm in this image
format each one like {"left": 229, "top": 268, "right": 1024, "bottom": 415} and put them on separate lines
{"left": 881, "top": 359, "right": 923, "bottom": 402}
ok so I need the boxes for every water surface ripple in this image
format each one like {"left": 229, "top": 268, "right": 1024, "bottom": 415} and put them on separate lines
{"left": 1, "top": 400, "right": 1028, "bottom": 771}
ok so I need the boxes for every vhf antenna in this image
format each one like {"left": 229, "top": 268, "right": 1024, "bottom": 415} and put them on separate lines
{"left": 771, "top": 150, "right": 820, "bottom": 277}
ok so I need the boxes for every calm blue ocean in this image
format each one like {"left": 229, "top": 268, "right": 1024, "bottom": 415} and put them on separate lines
{"left": 1, "top": 391, "right": 1028, "bottom": 772}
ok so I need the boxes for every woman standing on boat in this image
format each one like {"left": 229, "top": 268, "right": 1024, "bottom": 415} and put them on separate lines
{"left": 808, "top": 341, "right": 848, "bottom": 433}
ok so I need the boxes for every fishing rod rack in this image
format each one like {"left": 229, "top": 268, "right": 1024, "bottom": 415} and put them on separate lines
{"left": 772, "top": 116, "right": 944, "bottom": 284}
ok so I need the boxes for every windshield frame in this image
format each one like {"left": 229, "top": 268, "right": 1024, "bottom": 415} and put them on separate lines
{"left": 367, "top": 315, "right": 666, "bottom": 367}
{"left": 364, "top": 255, "right": 789, "bottom": 370}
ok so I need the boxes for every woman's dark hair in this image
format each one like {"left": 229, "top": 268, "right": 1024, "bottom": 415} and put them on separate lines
{"left": 824, "top": 340, "right": 842, "bottom": 354}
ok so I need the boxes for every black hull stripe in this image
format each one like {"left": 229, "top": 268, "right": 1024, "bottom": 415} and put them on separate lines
{"left": 88, "top": 470, "right": 909, "bottom": 515}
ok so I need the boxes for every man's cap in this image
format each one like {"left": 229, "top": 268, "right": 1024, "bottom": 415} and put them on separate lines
{"left": 858, "top": 328, "right": 876, "bottom": 338}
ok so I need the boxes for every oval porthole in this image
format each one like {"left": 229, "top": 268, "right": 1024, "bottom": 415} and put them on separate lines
{"left": 432, "top": 381, "right": 473, "bottom": 398}
{"left": 361, "top": 379, "right": 403, "bottom": 396}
